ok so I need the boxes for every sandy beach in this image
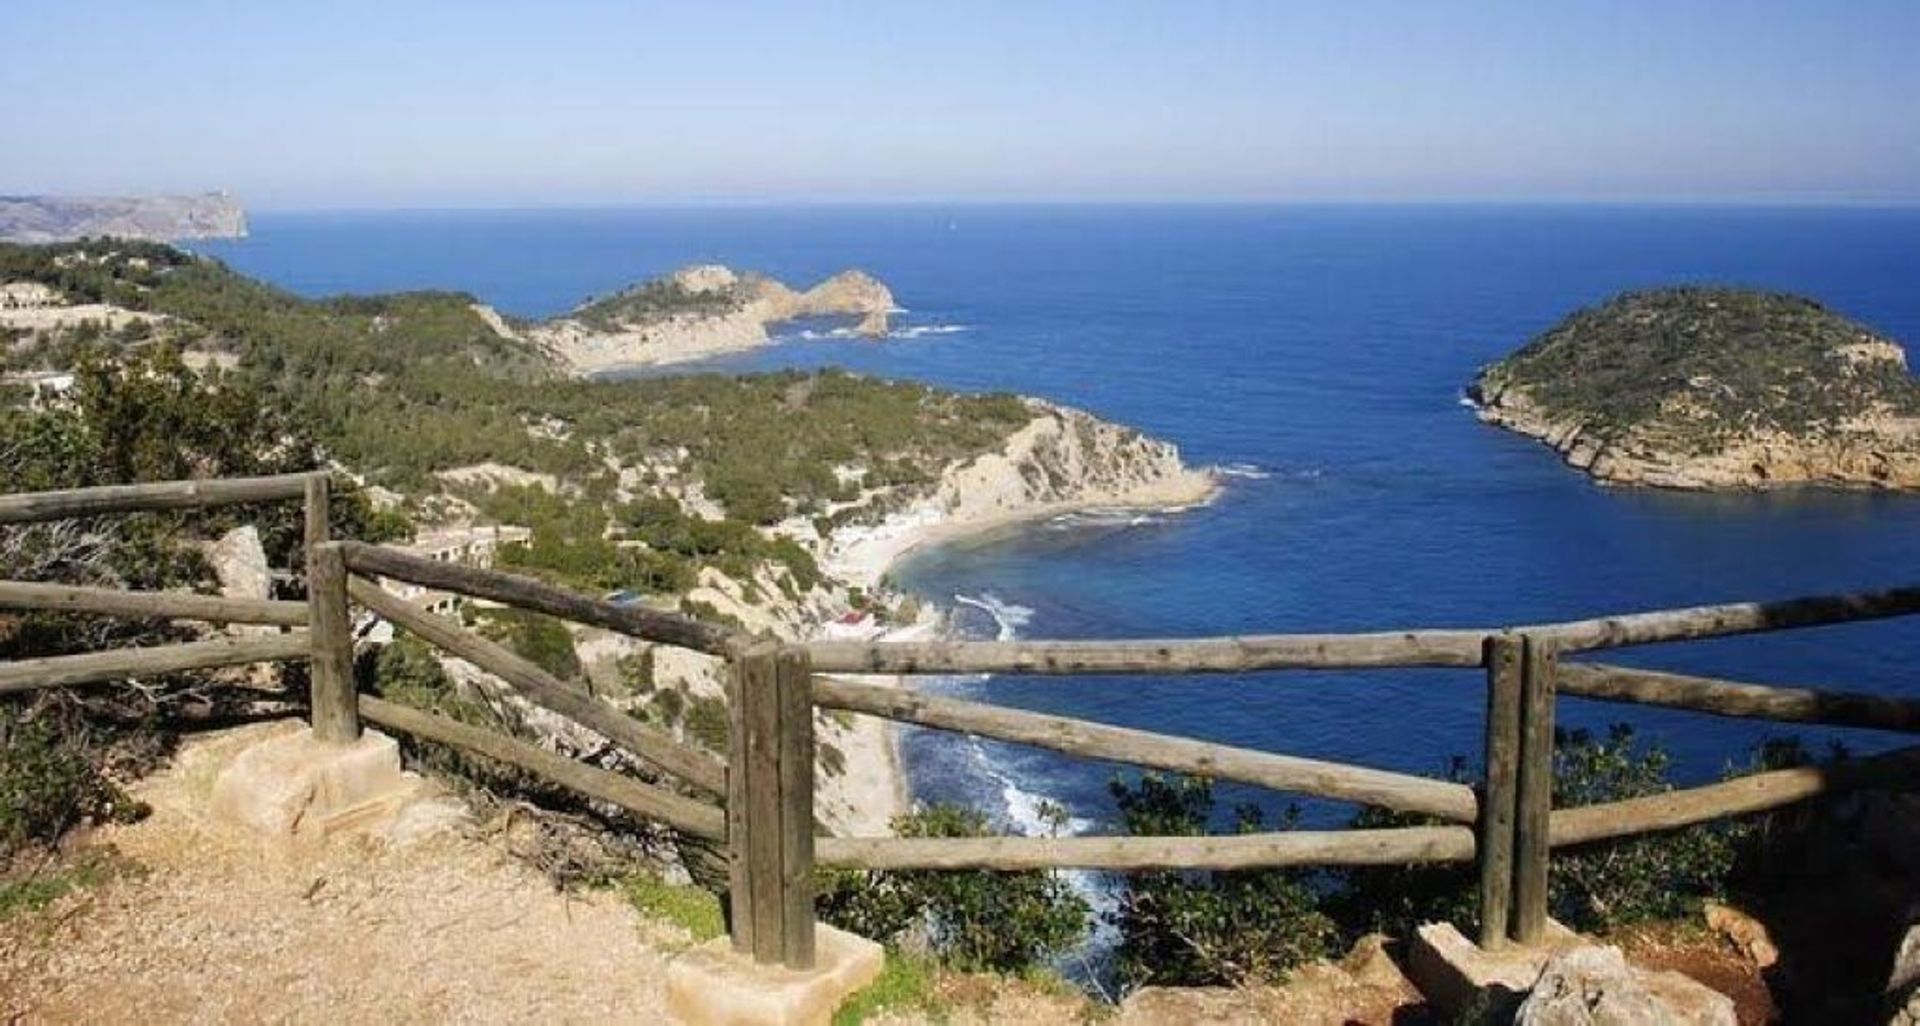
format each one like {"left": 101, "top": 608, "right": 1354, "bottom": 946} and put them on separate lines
{"left": 812, "top": 465, "right": 1222, "bottom": 836}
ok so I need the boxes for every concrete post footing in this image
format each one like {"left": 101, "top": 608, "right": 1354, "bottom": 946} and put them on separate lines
{"left": 209, "top": 725, "right": 417, "bottom": 842}
{"left": 666, "top": 924, "right": 885, "bottom": 1026}
{"left": 1406, "top": 919, "right": 1585, "bottom": 1018}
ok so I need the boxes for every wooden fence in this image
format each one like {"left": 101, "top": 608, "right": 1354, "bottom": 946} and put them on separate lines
{"left": 4, "top": 476, "right": 1919, "bottom": 972}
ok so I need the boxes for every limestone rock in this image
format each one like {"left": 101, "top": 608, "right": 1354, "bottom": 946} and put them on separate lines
{"left": 206, "top": 526, "right": 271, "bottom": 602}
{"left": 530, "top": 265, "right": 898, "bottom": 373}
{"left": 1704, "top": 901, "right": 1779, "bottom": 969}
{"left": 1892, "top": 920, "right": 1920, "bottom": 1002}
{"left": 1892, "top": 985, "right": 1920, "bottom": 1026}
{"left": 1516, "top": 946, "right": 1736, "bottom": 1026}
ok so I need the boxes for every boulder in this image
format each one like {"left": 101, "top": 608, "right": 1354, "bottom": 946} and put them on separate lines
{"left": 206, "top": 525, "right": 270, "bottom": 601}
{"left": 205, "top": 525, "right": 273, "bottom": 641}
{"left": 1516, "top": 946, "right": 1736, "bottom": 1026}
{"left": 1891, "top": 919, "right": 1920, "bottom": 1003}
{"left": 1704, "top": 901, "right": 1780, "bottom": 969}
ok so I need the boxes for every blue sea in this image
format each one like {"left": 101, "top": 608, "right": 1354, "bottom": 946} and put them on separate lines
{"left": 199, "top": 205, "right": 1920, "bottom": 836}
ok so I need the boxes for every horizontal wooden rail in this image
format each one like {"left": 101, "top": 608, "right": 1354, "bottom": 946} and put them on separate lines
{"left": 359, "top": 695, "right": 725, "bottom": 840}
{"left": 805, "top": 630, "right": 1488, "bottom": 676}
{"left": 0, "top": 580, "right": 309, "bottom": 627}
{"left": 348, "top": 576, "right": 727, "bottom": 797}
{"left": 0, "top": 632, "right": 312, "bottom": 694}
{"left": 816, "top": 824, "right": 1475, "bottom": 871}
{"left": 0, "top": 472, "right": 320, "bottom": 525}
{"left": 1549, "top": 743, "right": 1920, "bottom": 847}
{"left": 1524, "top": 583, "right": 1920, "bottom": 653}
{"left": 339, "top": 541, "right": 738, "bottom": 657}
{"left": 1559, "top": 662, "right": 1920, "bottom": 734}
{"left": 814, "top": 677, "right": 1477, "bottom": 822}
{"left": 805, "top": 583, "right": 1920, "bottom": 677}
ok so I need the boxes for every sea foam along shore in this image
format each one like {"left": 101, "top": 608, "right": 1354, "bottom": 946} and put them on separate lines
{"left": 808, "top": 405, "right": 1223, "bottom": 837}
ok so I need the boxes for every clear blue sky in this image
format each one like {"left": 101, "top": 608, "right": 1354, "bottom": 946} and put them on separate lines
{"left": 5, "top": 1, "right": 1916, "bottom": 209}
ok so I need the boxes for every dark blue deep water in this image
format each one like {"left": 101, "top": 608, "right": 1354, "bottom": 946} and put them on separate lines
{"left": 200, "top": 205, "right": 1920, "bottom": 833}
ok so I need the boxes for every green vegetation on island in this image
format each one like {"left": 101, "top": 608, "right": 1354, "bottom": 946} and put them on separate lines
{"left": 572, "top": 277, "right": 745, "bottom": 331}
{"left": 1472, "top": 287, "right": 1920, "bottom": 487}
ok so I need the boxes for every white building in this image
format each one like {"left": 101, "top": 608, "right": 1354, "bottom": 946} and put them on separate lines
{"left": 372, "top": 523, "right": 532, "bottom": 621}
{"left": 2, "top": 370, "right": 76, "bottom": 410}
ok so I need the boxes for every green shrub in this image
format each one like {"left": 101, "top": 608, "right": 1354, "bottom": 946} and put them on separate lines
{"left": 1328, "top": 726, "right": 1771, "bottom": 941}
{"left": 817, "top": 805, "right": 1089, "bottom": 973}
{"left": 1106, "top": 774, "right": 1337, "bottom": 987}
{"left": 0, "top": 715, "right": 142, "bottom": 855}
{"left": 0, "top": 855, "right": 123, "bottom": 922}
{"left": 475, "top": 608, "right": 581, "bottom": 680}
{"left": 1546, "top": 725, "right": 1752, "bottom": 929}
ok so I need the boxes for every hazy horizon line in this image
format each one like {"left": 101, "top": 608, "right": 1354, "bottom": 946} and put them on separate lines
{"left": 235, "top": 195, "right": 1920, "bottom": 216}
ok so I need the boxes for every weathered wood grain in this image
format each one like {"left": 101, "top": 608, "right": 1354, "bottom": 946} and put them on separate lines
{"left": 338, "top": 541, "right": 738, "bottom": 656}
{"left": 0, "top": 580, "right": 307, "bottom": 626}
{"left": 0, "top": 472, "right": 319, "bottom": 524}
{"left": 1478, "top": 634, "right": 1522, "bottom": 949}
{"left": 307, "top": 543, "right": 359, "bottom": 743}
{"left": 358, "top": 695, "right": 725, "bottom": 839}
{"left": 347, "top": 576, "right": 726, "bottom": 796}
{"left": 0, "top": 632, "right": 311, "bottom": 693}
{"left": 1558, "top": 662, "right": 1920, "bottom": 733}
{"left": 805, "top": 630, "right": 1488, "bottom": 675}
{"left": 1550, "top": 743, "right": 1920, "bottom": 847}
{"left": 815, "top": 825, "right": 1476, "bottom": 871}
{"left": 1512, "top": 635, "right": 1556, "bottom": 946}
{"left": 726, "top": 641, "right": 757, "bottom": 956}
{"left": 775, "top": 645, "right": 816, "bottom": 970}
{"left": 812, "top": 676, "right": 1478, "bottom": 822}
{"left": 1524, "top": 584, "right": 1920, "bottom": 653}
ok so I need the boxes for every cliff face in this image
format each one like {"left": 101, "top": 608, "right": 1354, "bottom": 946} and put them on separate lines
{"left": 935, "top": 400, "right": 1216, "bottom": 520}
{"left": 0, "top": 193, "right": 247, "bottom": 243}
{"left": 532, "top": 264, "right": 896, "bottom": 373}
{"left": 1471, "top": 288, "right": 1920, "bottom": 490}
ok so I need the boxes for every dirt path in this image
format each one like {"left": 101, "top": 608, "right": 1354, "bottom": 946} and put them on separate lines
{"left": 0, "top": 721, "right": 691, "bottom": 1024}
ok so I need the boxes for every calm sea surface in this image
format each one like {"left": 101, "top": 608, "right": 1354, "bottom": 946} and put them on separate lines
{"left": 200, "top": 205, "right": 1920, "bottom": 832}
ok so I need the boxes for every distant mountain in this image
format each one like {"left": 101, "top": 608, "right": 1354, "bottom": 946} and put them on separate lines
{"left": 0, "top": 192, "right": 247, "bottom": 243}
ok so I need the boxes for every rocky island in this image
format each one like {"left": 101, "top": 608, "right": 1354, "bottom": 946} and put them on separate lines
{"left": 0, "top": 192, "right": 248, "bottom": 243}
{"left": 1470, "top": 287, "right": 1920, "bottom": 489}
{"left": 528, "top": 263, "right": 896, "bottom": 373}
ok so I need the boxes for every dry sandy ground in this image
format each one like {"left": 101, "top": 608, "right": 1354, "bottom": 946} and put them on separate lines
{"left": 0, "top": 722, "right": 690, "bottom": 1024}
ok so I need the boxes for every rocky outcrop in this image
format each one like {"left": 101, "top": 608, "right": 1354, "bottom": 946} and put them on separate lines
{"left": 1471, "top": 288, "right": 1920, "bottom": 490}
{"left": 936, "top": 400, "right": 1215, "bottom": 521}
{"left": 1517, "top": 946, "right": 1736, "bottom": 1026}
{"left": 1473, "top": 376, "right": 1920, "bottom": 490}
{"left": 532, "top": 264, "right": 897, "bottom": 374}
{"left": 1117, "top": 935, "right": 1422, "bottom": 1025}
{"left": 821, "top": 399, "right": 1218, "bottom": 591}
{"left": 0, "top": 192, "right": 247, "bottom": 243}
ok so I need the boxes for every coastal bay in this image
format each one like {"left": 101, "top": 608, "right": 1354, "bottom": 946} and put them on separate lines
{"left": 195, "top": 205, "right": 1920, "bottom": 837}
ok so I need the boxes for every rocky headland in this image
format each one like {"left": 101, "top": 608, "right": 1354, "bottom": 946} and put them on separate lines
{"left": 529, "top": 264, "right": 897, "bottom": 373}
{"left": 0, "top": 239, "right": 1214, "bottom": 840}
{"left": 1469, "top": 287, "right": 1920, "bottom": 489}
{"left": 0, "top": 192, "right": 247, "bottom": 243}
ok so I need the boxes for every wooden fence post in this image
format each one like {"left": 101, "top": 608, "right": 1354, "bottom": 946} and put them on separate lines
{"left": 775, "top": 644, "right": 817, "bottom": 969}
{"left": 1477, "top": 633, "right": 1522, "bottom": 948}
{"left": 307, "top": 538, "right": 359, "bottom": 744}
{"left": 727, "top": 639, "right": 818, "bottom": 969}
{"left": 1512, "top": 632, "right": 1557, "bottom": 945}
